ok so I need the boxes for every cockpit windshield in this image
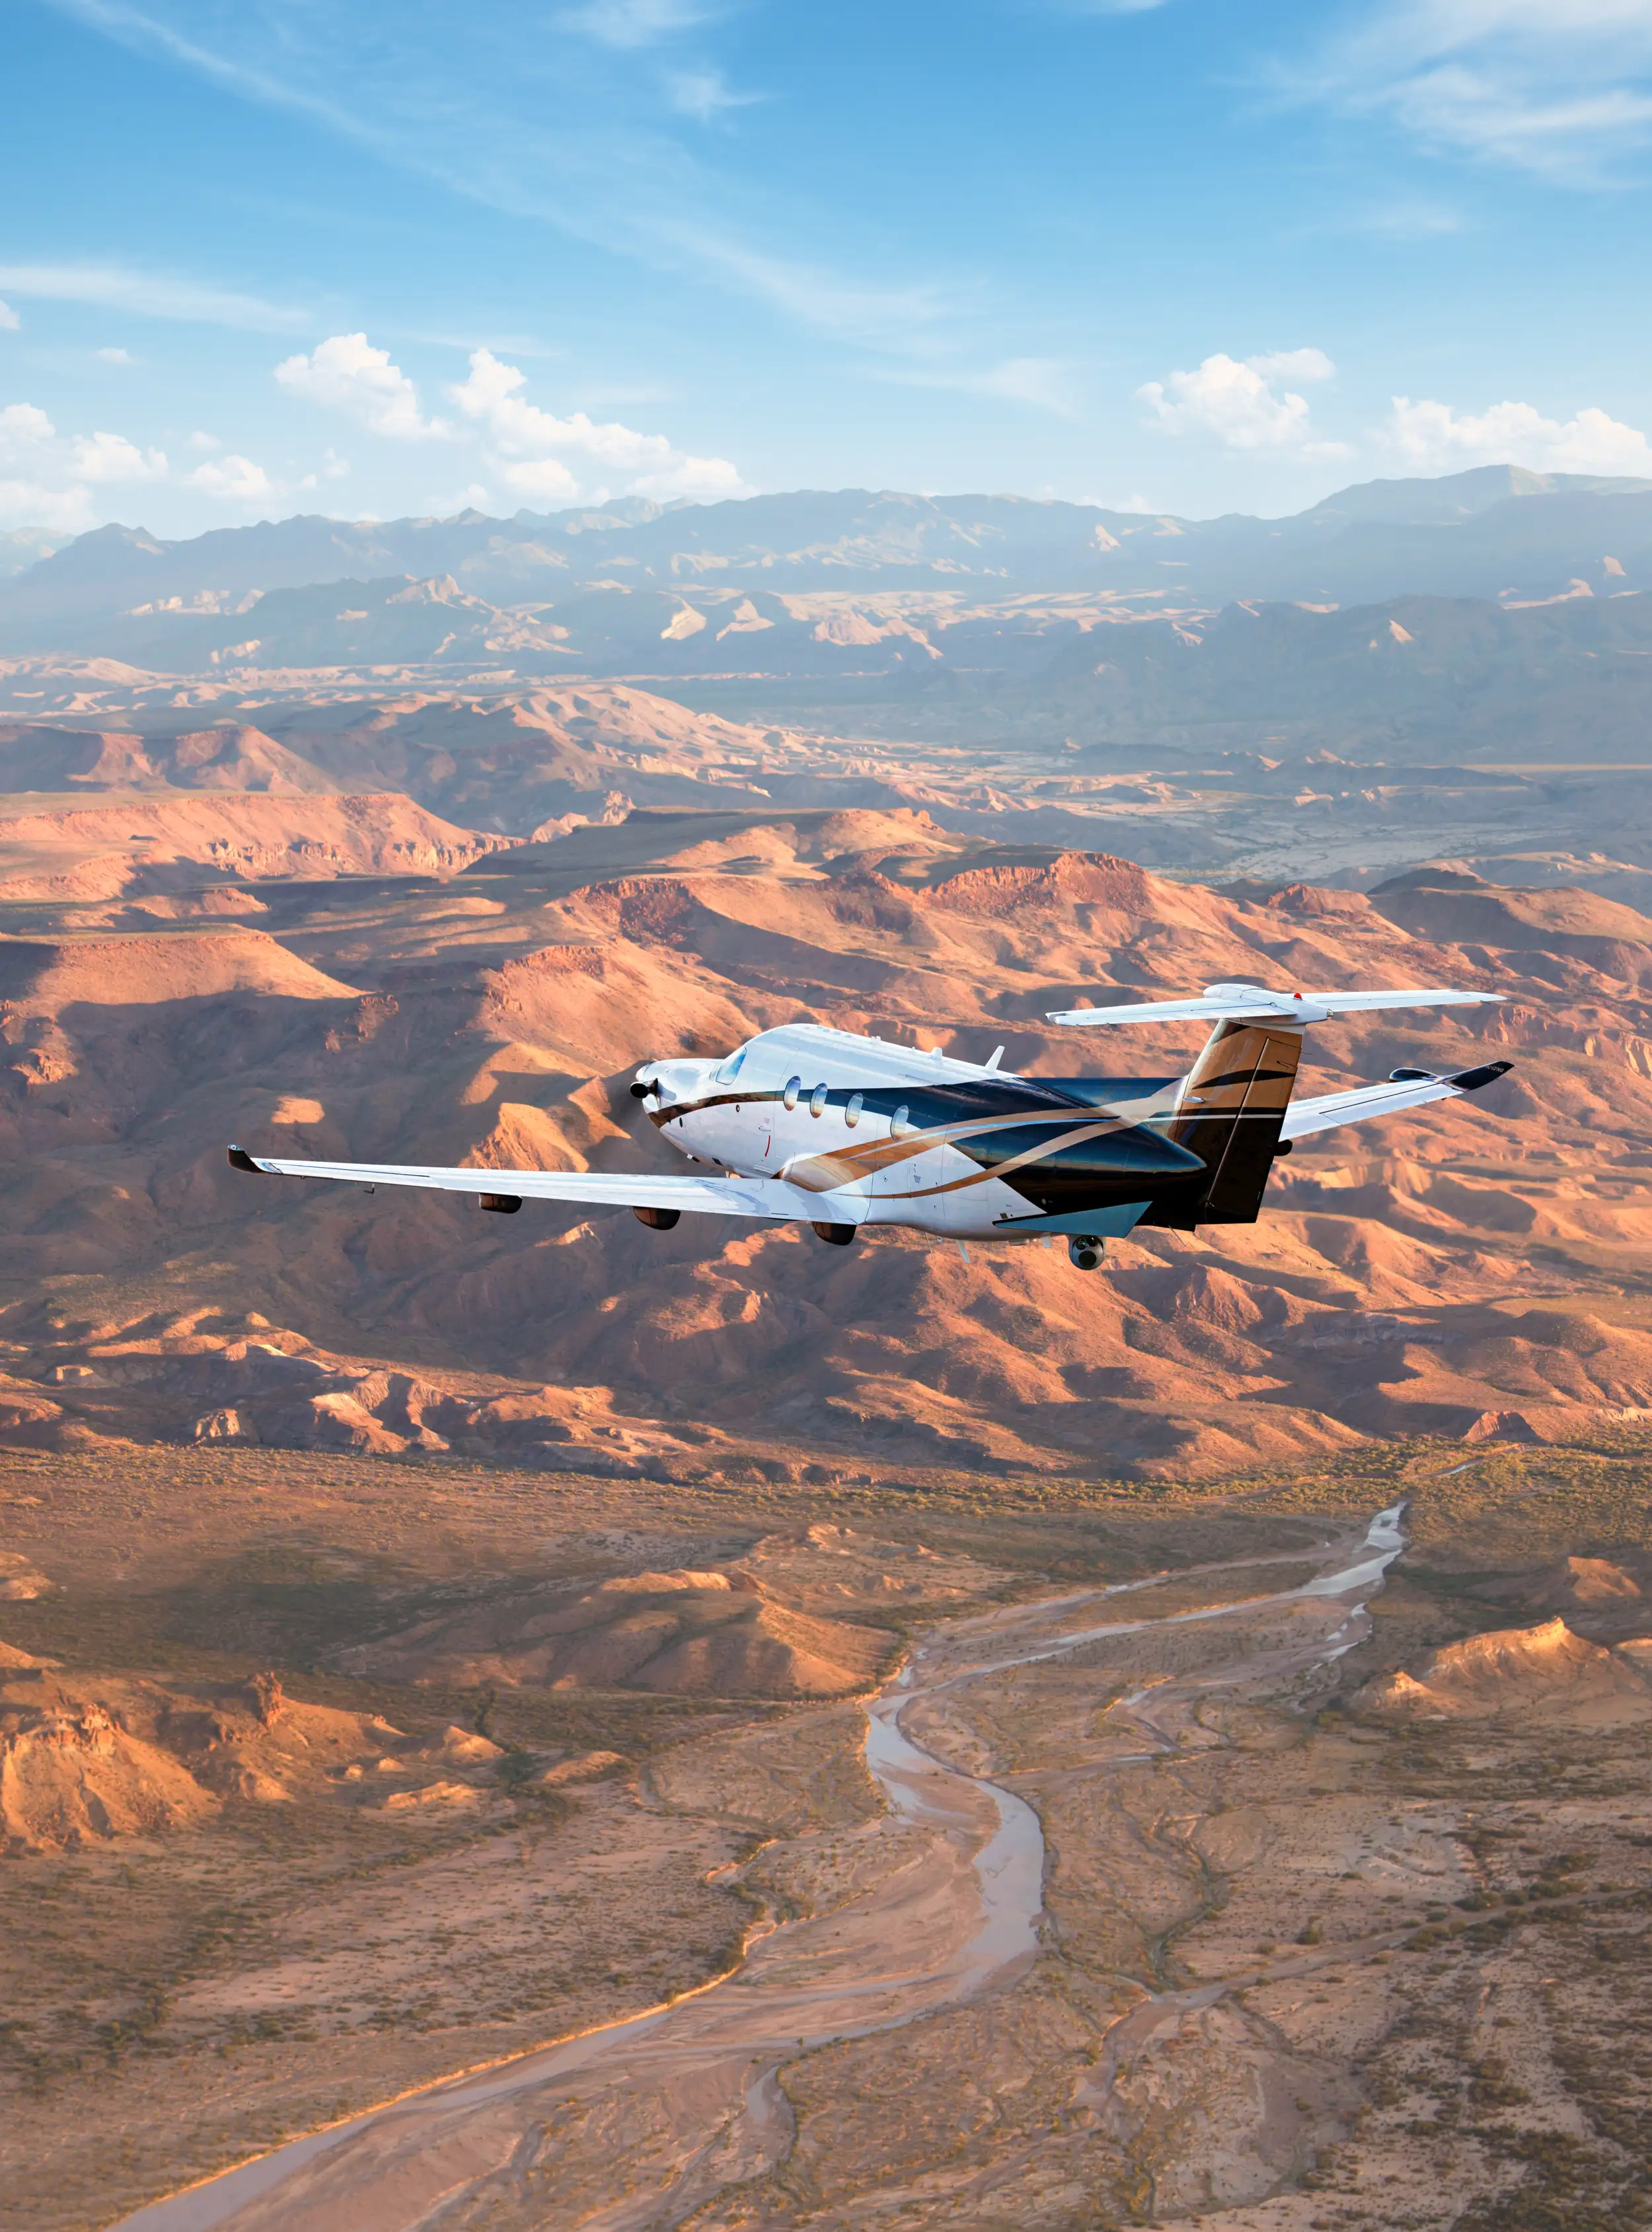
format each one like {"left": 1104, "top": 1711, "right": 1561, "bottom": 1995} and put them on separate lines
{"left": 714, "top": 1046, "right": 748, "bottom": 1086}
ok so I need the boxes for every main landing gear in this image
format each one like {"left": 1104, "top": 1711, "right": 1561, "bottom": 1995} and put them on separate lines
{"left": 1068, "top": 1235, "right": 1105, "bottom": 1272}
{"left": 811, "top": 1221, "right": 857, "bottom": 1246}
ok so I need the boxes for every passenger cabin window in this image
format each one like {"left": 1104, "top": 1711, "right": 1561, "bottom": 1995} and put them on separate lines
{"left": 892, "top": 1104, "right": 911, "bottom": 1135}
{"left": 809, "top": 1083, "right": 829, "bottom": 1118}
{"left": 782, "top": 1075, "right": 801, "bottom": 1110}
{"left": 715, "top": 1047, "right": 747, "bottom": 1086}
{"left": 846, "top": 1093, "right": 864, "bottom": 1127}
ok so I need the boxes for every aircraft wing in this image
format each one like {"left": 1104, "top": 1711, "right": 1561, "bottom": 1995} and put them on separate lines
{"left": 1048, "top": 981, "right": 1503, "bottom": 1027}
{"left": 226, "top": 1146, "right": 863, "bottom": 1225}
{"left": 1279, "top": 1061, "right": 1513, "bottom": 1143}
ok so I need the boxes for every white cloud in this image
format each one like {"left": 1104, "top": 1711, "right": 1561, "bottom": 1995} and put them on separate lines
{"left": 73, "top": 429, "right": 167, "bottom": 483}
{"left": 0, "top": 404, "right": 55, "bottom": 449}
{"left": 0, "top": 261, "right": 305, "bottom": 330}
{"left": 185, "top": 453, "right": 274, "bottom": 503}
{"left": 1246, "top": 347, "right": 1336, "bottom": 385}
{"left": 295, "top": 449, "right": 352, "bottom": 492}
{"left": 1138, "top": 350, "right": 1350, "bottom": 455}
{"left": 274, "top": 332, "right": 451, "bottom": 439}
{"left": 1289, "top": 0, "right": 1652, "bottom": 178}
{"left": 0, "top": 299, "right": 18, "bottom": 332}
{"left": 95, "top": 346, "right": 134, "bottom": 365}
{"left": 449, "top": 346, "right": 747, "bottom": 502}
{"left": 186, "top": 430, "right": 221, "bottom": 451}
{"left": 0, "top": 401, "right": 167, "bottom": 532}
{"left": 1381, "top": 393, "right": 1652, "bottom": 473}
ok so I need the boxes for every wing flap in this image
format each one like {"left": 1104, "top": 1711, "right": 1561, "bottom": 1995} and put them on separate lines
{"left": 227, "top": 1147, "right": 863, "bottom": 1225}
{"left": 1280, "top": 1061, "right": 1512, "bottom": 1142}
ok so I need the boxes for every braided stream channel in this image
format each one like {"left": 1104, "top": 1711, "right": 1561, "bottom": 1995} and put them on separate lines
{"left": 118, "top": 1505, "right": 1406, "bottom": 2232}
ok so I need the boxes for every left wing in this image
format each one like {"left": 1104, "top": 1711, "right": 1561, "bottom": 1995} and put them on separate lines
{"left": 1280, "top": 1060, "right": 1512, "bottom": 1143}
{"left": 226, "top": 1146, "right": 864, "bottom": 1225}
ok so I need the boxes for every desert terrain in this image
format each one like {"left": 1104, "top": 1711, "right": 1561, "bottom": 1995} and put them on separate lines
{"left": 0, "top": 479, "right": 1650, "bottom": 2227}
{"left": 3, "top": 1445, "right": 1651, "bottom": 2231}
{"left": 0, "top": 705, "right": 1635, "bottom": 1481}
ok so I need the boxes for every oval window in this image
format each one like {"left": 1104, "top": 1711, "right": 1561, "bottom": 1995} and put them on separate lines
{"left": 846, "top": 1092, "right": 863, "bottom": 1127}
{"left": 892, "top": 1104, "right": 911, "bottom": 1135}
{"left": 782, "top": 1075, "right": 801, "bottom": 1110}
{"left": 809, "top": 1083, "right": 829, "bottom": 1118}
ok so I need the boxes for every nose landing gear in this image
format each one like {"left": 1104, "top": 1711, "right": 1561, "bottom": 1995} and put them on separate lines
{"left": 1068, "top": 1235, "right": 1105, "bottom": 1272}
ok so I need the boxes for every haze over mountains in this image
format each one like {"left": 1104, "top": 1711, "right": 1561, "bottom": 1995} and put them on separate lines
{"left": 5, "top": 466, "right": 1652, "bottom": 772}
{"left": 7, "top": 466, "right": 1651, "bottom": 619}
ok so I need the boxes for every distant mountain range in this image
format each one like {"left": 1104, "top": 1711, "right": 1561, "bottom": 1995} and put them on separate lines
{"left": 5, "top": 465, "right": 1652, "bottom": 767}
{"left": 5, "top": 466, "right": 1652, "bottom": 651}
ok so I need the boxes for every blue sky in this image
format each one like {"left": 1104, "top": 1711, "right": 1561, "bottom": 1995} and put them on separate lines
{"left": 5, "top": 0, "right": 1652, "bottom": 537}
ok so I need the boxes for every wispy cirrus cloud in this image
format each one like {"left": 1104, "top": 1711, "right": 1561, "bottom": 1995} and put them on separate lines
{"left": 1279, "top": 0, "right": 1652, "bottom": 180}
{"left": 40, "top": 1, "right": 934, "bottom": 356}
{"left": 667, "top": 67, "right": 762, "bottom": 121}
{"left": 558, "top": 0, "right": 724, "bottom": 48}
{"left": 0, "top": 260, "right": 306, "bottom": 330}
{"left": 876, "top": 355, "right": 1084, "bottom": 418}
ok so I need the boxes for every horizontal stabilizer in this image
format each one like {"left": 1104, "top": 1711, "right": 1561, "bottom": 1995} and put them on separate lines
{"left": 226, "top": 1146, "right": 866, "bottom": 1227}
{"left": 1281, "top": 1059, "right": 1513, "bottom": 1142}
{"left": 1047, "top": 980, "right": 1503, "bottom": 1028}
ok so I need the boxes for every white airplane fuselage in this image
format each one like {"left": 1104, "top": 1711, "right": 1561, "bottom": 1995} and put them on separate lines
{"left": 634, "top": 1020, "right": 1205, "bottom": 1243}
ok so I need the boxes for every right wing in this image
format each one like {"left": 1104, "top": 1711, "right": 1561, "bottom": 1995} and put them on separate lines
{"left": 226, "top": 1147, "right": 864, "bottom": 1225}
{"left": 1280, "top": 1061, "right": 1513, "bottom": 1143}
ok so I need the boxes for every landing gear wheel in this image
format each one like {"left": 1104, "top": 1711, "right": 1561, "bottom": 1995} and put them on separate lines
{"left": 1068, "top": 1235, "right": 1104, "bottom": 1272}
{"left": 811, "top": 1221, "right": 858, "bottom": 1246}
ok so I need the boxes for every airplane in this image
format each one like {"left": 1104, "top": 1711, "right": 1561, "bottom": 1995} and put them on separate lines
{"left": 227, "top": 981, "right": 1513, "bottom": 1272}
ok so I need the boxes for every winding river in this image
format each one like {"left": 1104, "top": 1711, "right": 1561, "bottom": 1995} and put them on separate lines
{"left": 116, "top": 1502, "right": 1407, "bottom": 2232}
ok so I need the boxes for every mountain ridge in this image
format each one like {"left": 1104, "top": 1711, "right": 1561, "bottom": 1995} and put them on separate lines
{"left": 8, "top": 465, "right": 1652, "bottom": 638}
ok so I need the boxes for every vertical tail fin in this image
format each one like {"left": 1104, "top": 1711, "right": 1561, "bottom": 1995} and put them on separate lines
{"left": 1168, "top": 1020, "right": 1303, "bottom": 1223}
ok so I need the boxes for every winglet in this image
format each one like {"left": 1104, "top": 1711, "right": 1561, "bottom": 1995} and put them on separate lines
{"left": 226, "top": 1145, "right": 266, "bottom": 1175}
{"left": 1448, "top": 1059, "right": 1513, "bottom": 1093}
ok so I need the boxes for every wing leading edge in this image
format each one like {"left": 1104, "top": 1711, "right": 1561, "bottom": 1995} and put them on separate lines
{"left": 1047, "top": 982, "right": 1503, "bottom": 1028}
{"left": 225, "top": 1147, "right": 866, "bottom": 1226}
{"left": 1280, "top": 1060, "right": 1513, "bottom": 1142}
